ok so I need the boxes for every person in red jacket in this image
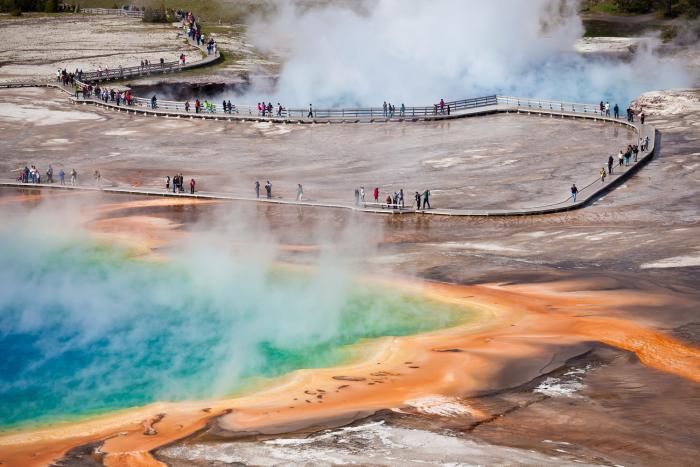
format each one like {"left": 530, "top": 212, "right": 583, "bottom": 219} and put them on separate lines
{"left": 373, "top": 187, "right": 379, "bottom": 202}
{"left": 190, "top": 178, "right": 195, "bottom": 194}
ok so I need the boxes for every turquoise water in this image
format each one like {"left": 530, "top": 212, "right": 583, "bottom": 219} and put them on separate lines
{"left": 0, "top": 234, "right": 466, "bottom": 432}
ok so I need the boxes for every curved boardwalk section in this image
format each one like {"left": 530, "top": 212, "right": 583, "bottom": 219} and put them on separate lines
{"left": 0, "top": 15, "right": 657, "bottom": 217}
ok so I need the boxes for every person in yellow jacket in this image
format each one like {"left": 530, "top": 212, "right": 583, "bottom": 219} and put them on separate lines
{"left": 600, "top": 167, "right": 606, "bottom": 183}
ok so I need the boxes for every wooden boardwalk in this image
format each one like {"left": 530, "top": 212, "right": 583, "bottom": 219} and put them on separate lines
{"left": 0, "top": 13, "right": 658, "bottom": 217}
{"left": 0, "top": 115, "right": 656, "bottom": 217}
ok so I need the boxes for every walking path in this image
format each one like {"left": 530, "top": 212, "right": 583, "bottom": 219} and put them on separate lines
{"left": 0, "top": 112, "right": 655, "bottom": 217}
{"left": 0, "top": 13, "right": 658, "bottom": 216}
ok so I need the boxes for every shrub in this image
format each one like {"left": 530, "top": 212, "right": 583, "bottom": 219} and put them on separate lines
{"left": 44, "top": 0, "right": 58, "bottom": 12}
{"left": 142, "top": 6, "right": 168, "bottom": 23}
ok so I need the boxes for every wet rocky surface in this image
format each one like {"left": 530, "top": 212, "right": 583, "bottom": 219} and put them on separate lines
{"left": 154, "top": 345, "right": 699, "bottom": 467}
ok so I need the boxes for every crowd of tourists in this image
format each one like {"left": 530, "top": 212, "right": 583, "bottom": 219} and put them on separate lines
{"left": 253, "top": 180, "right": 274, "bottom": 199}
{"left": 91, "top": 86, "right": 134, "bottom": 105}
{"left": 382, "top": 101, "right": 406, "bottom": 118}
{"left": 56, "top": 68, "right": 83, "bottom": 86}
{"left": 166, "top": 174, "right": 196, "bottom": 194}
{"left": 353, "top": 186, "right": 432, "bottom": 210}
{"left": 161, "top": 176, "right": 433, "bottom": 210}
{"left": 257, "top": 101, "right": 286, "bottom": 117}
{"left": 179, "top": 10, "right": 216, "bottom": 55}
{"left": 572, "top": 134, "right": 651, "bottom": 202}
{"left": 598, "top": 100, "right": 646, "bottom": 124}
{"left": 17, "top": 165, "right": 78, "bottom": 186}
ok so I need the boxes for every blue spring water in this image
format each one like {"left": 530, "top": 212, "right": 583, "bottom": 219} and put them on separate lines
{"left": 0, "top": 235, "right": 466, "bottom": 432}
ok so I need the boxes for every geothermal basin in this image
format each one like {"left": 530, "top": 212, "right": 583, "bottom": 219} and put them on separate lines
{"left": 0, "top": 7, "right": 699, "bottom": 467}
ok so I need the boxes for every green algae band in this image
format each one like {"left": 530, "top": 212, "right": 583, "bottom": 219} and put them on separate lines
{"left": 0, "top": 236, "right": 467, "bottom": 432}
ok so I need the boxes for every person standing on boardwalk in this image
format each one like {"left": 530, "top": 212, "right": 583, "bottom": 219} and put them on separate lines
{"left": 633, "top": 145, "right": 639, "bottom": 162}
{"left": 59, "top": 169, "right": 65, "bottom": 185}
{"left": 373, "top": 187, "right": 379, "bottom": 203}
{"left": 422, "top": 189, "right": 431, "bottom": 209}
{"left": 296, "top": 184, "right": 304, "bottom": 201}
{"left": 265, "top": 180, "right": 272, "bottom": 199}
{"left": 166, "top": 176, "right": 170, "bottom": 190}
{"left": 641, "top": 112, "right": 645, "bottom": 124}
{"left": 571, "top": 184, "right": 578, "bottom": 202}
{"left": 255, "top": 180, "right": 260, "bottom": 198}
{"left": 354, "top": 188, "right": 360, "bottom": 206}
{"left": 307, "top": 104, "right": 313, "bottom": 118}
{"left": 439, "top": 99, "right": 445, "bottom": 114}
{"left": 600, "top": 167, "right": 606, "bottom": 183}
{"left": 415, "top": 191, "right": 421, "bottom": 210}
{"left": 643, "top": 135, "right": 649, "bottom": 151}
{"left": 70, "top": 169, "right": 77, "bottom": 186}
{"left": 608, "top": 155, "right": 614, "bottom": 174}
{"left": 399, "top": 189, "right": 404, "bottom": 208}
{"left": 605, "top": 101, "right": 610, "bottom": 117}
{"left": 190, "top": 178, "right": 195, "bottom": 194}
{"left": 618, "top": 150, "right": 624, "bottom": 167}
{"left": 383, "top": 101, "right": 388, "bottom": 117}
{"left": 173, "top": 174, "right": 178, "bottom": 193}
{"left": 360, "top": 186, "right": 365, "bottom": 202}
{"left": 613, "top": 103, "right": 619, "bottom": 119}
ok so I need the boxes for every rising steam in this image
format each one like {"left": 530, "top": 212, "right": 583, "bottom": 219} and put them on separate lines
{"left": 241, "top": 0, "right": 692, "bottom": 106}
{"left": 0, "top": 197, "right": 461, "bottom": 430}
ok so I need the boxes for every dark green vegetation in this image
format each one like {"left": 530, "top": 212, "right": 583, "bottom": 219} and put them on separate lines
{"left": 0, "top": 0, "right": 62, "bottom": 14}
{"left": 581, "top": 0, "right": 700, "bottom": 18}
{"left": 580, "top": 1, "right": 700, "bottom": 40}
{"left": 582, "top": 17, "right": 682, "bottom": 39}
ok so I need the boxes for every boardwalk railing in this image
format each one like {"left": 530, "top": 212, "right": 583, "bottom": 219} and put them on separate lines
{"left": 283, "top": 95, "right": 498, "bottom": 119}
{"left": 81, "top": 8, "right": 145, "bottom": 18}
{"left": 73, "top": 92, "right": 499, "bottom": 120}
{"left": 4, "top": 78, "right": 656, "bottom": 216}
{"left": 497, "top": 96, "right": 608, "bottom": 116}
{"left": 74, "top": 31, "right": 219, "bottom": 84}
{"left": 81, "top": 60, "right": 188, "bottom": 82}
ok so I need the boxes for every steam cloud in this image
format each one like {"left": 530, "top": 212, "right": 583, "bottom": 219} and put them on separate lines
{"left": 0, "top": 197, "right": 457, "bottom": 429}
{"left": 241, "top": 0, "right": 692, "bottom": 107}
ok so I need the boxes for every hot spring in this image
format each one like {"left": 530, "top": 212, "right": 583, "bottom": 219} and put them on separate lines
{"left": 0, "top": 219, "right": 469, "bottom": 432}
